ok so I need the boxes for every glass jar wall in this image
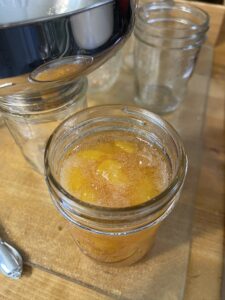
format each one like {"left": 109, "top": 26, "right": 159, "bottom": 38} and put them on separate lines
{"left": 0, "top": 77, "right": 88, "bottom": 174}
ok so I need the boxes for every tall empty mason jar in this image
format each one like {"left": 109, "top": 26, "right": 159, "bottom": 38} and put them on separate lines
{"left": 134, "top": 1, "right": 209, "bottom": 114}
{"left": 0, "top": 77, "right": 87, "bottom": 174}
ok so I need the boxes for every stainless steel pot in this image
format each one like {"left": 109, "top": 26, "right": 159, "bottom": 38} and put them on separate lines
{"left": 0, "top": 0, "right": 136, "bottom": 96}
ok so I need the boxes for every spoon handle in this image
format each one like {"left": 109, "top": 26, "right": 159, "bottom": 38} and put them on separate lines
{"left": 0, "top": 239, "right": 23, "bottom": 279}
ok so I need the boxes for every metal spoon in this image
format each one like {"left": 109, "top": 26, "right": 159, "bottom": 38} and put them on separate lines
{"left": 0, "top": 238, "right": 23, "bottom": 279}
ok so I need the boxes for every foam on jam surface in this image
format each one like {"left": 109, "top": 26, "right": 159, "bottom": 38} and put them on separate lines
{"left": 60, "top": 132, "right": 171, "bottom": 208}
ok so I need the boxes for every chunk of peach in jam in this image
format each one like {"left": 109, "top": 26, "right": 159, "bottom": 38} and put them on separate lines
{"left": 60, "top": 133, "right": 170, "bottom": 208}
{"left": 97, "top": 159, "right": 128, "bottom": 185}
{"left": 114, "top": 140, "right": 138, "bottom": 154}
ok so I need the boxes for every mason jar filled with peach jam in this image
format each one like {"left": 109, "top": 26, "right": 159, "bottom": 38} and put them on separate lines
{"left": 45, "top": 105, "right": 188, "bottom": 266}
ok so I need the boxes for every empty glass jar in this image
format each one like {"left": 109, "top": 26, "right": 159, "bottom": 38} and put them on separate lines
{"left": 134, "top": 1, "right": 209, "bottom": 114}
{"left": 0, "top": 77, "right": 87, "bottom": 174}
{"left": 88, "top": 51, "right": 122, "bottom": 93}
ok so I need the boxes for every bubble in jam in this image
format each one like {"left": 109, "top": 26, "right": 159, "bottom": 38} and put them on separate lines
{"left": 60, "top": 132, "right": 171, "bottom": 208}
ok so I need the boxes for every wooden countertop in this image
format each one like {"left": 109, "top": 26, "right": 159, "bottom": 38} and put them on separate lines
{"left": 0, "top": 3, "right": 224, "bottom": 300}
{"left": 184, "top": 20, "right": 225, "bottom": 300}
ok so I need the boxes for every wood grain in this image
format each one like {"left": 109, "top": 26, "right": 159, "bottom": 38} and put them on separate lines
{"left": 0, "top": 265, "right": 110, "bottom": 300}
{"left": 184, "top": 35, "right": 225, "bottom": 300}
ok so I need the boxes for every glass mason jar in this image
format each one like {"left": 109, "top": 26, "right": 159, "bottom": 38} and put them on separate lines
{"left": 88, "top": 51, "right": 122, "bottom": 93}
{"left": 134, "top": 1, "right": 209, "bottom": 114}
{"left": 0, "top": 77, "right": 87, "bottom": 174}
{"left": 45, "top": 105, "right": 188, "bottom": 266}
{"left": 122, "top": 34, "right": 135, "bottom": 71}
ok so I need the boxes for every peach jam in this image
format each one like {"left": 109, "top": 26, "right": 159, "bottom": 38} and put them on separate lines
{"left": 56, "top": 132, "right": 171, "bottom": 265}
{"left": 60, "top": 132, "right": 171, "bottom": 208}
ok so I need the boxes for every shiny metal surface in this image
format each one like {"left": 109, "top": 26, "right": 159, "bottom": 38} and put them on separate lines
{"left": 0, "top": 238, "right": 23, "bottom": 279}
{"left": 0, "top": 0, "right": 114, "bottom": 28}
{"left": 0, "top": 0, "right": 136, "bottom": 96}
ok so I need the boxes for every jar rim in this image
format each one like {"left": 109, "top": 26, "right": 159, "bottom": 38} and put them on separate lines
{"left": 44, "top": 105, "right": 188, "bottom": 223}
{"left": 133, "top": 31, "right": 206, "bottom": 51}
{"left": 0, "top": 77, "right": 88, "bottom": 116}
{"left": 136, "top": 1, "right": 209, "bottom": 39}
{"left": 29, "top": 55, "right": 93, "bottom": 84}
